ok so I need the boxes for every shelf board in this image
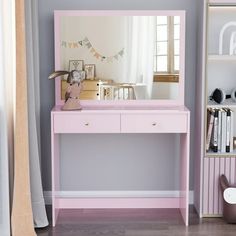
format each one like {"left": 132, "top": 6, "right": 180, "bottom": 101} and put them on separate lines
{"left": 208, "top": 55, "right": 236, "bottom": 61}
{"left": 209, "top": 0, "right": 236, "bottom": 5}
{"left": 207, "top": 99, "right": 236, "bottom": 108}
{"left": 206, "top": 150, "right": 236, "bottom": 157}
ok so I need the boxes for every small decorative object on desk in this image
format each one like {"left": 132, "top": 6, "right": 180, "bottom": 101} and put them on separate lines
{"left": 49, "top": 70, "right": 85, "bottom": 110}
{"left": 84, "top": 64, "right": 95, "bottom": 79}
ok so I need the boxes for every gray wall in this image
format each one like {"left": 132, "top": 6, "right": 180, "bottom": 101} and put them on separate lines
{"left": 39, "top": 0, "right": 197, "bottom": 192}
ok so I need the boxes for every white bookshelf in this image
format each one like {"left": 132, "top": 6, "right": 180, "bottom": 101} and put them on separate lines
{"left": 195, "top": 0, "right": 236, "bottom": 219}
{"left": 206, "top": 1, "right": 236, "bottom": 155}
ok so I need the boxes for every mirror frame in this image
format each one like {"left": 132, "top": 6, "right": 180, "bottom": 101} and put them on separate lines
{"left": 54, "top": 10, "right": 186, "bottom": 107}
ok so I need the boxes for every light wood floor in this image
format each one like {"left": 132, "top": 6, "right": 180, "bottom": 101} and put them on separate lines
{"left": 36, "top": 207, "right": 236, "bottom": 236}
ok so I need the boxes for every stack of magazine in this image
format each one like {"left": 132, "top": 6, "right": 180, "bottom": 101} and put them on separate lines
{"left": 206, "top": 108, "right": 234, "bottom": 153}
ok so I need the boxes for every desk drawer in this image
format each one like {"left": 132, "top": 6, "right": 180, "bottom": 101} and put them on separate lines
{"left": 53, "top": 114, "right": 120, "bottom": 133}
{"left": 121, "top": 114, "right": 187, "bottom": 133}
{"left": 80, "top": 91, "right": 100, "bottom": 100}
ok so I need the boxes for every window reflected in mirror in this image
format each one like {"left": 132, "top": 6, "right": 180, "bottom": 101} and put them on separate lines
{"left": 154, "top": 16, "right": 180, "bottom": 78}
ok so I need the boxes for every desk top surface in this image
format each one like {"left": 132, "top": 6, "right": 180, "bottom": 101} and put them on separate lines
{"left": 51, "top": 105, "right": 190, "bottom": 114}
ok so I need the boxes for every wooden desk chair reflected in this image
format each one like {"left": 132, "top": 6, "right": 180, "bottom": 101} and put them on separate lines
{"left": 49, "top": 70, "right": 85, "bottom": 110}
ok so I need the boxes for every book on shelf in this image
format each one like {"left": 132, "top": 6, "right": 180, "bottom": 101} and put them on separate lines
{"left": 226, "top": 109, "right": 231, "bottom": 152}
{"left": 221, "top": 109, "right": 227, "bottom": 153}
{"left": 214, "top": 109, "right": 219, "bottom": 152}
{"left": 230, "top": 109, "right": 234, "bottom": 152}
{"left": 217, "top": 109, "right": 222, "bottom": 152}
{"left": 206, "top": 108, "right": 234, "bottom": 154}
{"left": 210, "top": 109, "right": 219, "bottom": 152}
{"left": 206, "top": 108, "right": 214, "bottom": 151}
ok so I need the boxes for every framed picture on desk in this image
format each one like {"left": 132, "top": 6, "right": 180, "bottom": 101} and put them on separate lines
{"left": 69, "top": 60, "right": 84, "bottom": 71}
{"left": 84, "top": 64, "right": 95, "bottom": 79}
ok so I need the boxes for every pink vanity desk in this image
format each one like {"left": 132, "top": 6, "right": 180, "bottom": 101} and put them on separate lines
{"left": 51, "top": 10, "right": 190, "bottom": 226}
{"left": 51, "top": 104, "right": 190, "bottom": 226}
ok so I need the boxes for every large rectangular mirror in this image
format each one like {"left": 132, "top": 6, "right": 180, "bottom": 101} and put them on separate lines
{"left": 54, "top": 11, "right": 185, "bottom": 106}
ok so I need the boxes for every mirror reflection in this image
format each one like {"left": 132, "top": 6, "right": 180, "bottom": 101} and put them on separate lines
{"left": 59, "top": 15, "right": 181, "bottom": 100}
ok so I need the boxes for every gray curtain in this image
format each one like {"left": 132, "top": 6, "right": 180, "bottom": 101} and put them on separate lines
{"left": 25, "top": 0, "right": 48, "bottom": 228}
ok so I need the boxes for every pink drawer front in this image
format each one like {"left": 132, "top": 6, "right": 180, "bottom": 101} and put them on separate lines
{"left": 53, "top": 113, "right": 120, "bottom": 133}
{"left": 121, "top": 113, "right": 188, "bottom": 133}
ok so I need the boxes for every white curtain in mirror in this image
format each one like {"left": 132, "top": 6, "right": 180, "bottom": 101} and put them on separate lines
{"left": 0, "top": 0, "right": 14, "bottom": 235}
{"left": 124, "top": 16, "right": 155, "bottom": 99}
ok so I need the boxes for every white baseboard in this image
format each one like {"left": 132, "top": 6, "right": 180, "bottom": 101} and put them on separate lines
{"left": 44, "top": 190, "right": 194, "bottom": 205}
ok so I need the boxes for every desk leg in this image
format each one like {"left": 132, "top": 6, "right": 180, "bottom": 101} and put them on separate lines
{"left": 180, "top": 114, "right": 190, "bottom": 226}
{"left": 51, "top": 115, "right": 60, "bottom": 227}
